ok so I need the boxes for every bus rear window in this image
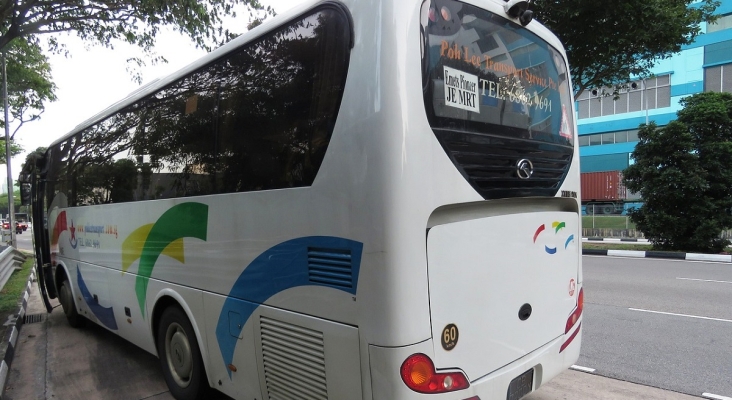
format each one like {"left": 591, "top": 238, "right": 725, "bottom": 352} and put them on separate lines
{"left": 421, "top": 0, "right": 574, "bottom": 146}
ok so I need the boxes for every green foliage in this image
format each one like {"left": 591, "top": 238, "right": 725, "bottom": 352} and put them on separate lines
{"left": 533, "top": 0, "right": 718, "bottom": 97}
{"left": 0, "top": 189, "right": 22, "bottom": 215}
{"left": 582, "top": 216, "right": 636, "bottom": 230}
{"left": 624, "top": 92, "right": 732, "bottom": 253}
{"left": 0, "top": 0, "right": 274, "bottom": 82}
{"left": 1, "top": 38, "right": 57, "bottom": 137}
{"left": 0, "top": 139, "right": 23, "bottom": 164}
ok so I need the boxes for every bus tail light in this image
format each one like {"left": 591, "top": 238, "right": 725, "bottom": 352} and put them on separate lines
{"left": 400, "top": 353, "right": 470, "bottom": 393}
{"left": 560, "top": 287, "right": 583, "bottom": 352}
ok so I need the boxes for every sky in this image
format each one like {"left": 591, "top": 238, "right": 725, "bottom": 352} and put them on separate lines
{"left": 2, "top": 0, "right": 302, "bottom": 190}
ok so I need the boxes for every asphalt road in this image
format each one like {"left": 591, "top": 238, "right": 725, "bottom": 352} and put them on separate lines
{"left": 9, "top": 227, "right": 33, "bottom": 252}
{"left": 577, "top": 255, "right": 732, "bottom": 398}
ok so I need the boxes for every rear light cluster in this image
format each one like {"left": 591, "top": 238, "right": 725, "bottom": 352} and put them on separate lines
{"left": 400, "top": 353, "right": 469, "bottom": 394}
{"left": 560, "top": 287, "right": 584, "bottom": 352}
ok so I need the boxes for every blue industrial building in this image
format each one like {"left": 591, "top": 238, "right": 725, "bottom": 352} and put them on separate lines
{"left": 577, "top": 0, "right": 732, "bottom": 174}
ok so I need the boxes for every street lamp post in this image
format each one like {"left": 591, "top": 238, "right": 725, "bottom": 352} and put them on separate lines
{"left": 2, "top": 51, "right": 16, "bottom": 248}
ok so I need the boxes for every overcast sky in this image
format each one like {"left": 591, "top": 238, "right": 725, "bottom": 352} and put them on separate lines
{"left": 2, "top": 0, "right": 302, "bottom": 189}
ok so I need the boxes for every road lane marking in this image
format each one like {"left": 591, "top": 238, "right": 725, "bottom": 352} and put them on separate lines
{"left": 629, "top": 308, "right": 732, "bottom": 323}
{"left": 677, "top": 277, "right": 732, "bottom": 284}
{"left": 569, "top": 365, "right": 595, "bottom": 373}
{"left": 703, "top": 393, "right": 732, "bottom": 400}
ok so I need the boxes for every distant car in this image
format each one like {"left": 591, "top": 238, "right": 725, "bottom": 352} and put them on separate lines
{"left": 2, "top": 220, "right": 24, "bottom": 234}
{"left": 17, "top": 221, "right": 28, "bottom": 231}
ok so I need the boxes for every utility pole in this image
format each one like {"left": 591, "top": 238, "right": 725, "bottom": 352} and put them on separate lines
{"left": 2, "top": 51, "right": 16, "bottom": 248}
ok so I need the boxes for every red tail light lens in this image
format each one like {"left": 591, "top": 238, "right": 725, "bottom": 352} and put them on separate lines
{"left": 565, "top": 287, "right": 584, "bottom": 334}
{"left": 400, "top": 353, "right": 470, "bottom": 394}
{"left": 560, "top": 287, "right": 584, "bottom": 353}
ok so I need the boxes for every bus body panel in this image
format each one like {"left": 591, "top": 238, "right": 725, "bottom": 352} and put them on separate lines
{"left": 369, "top": 324, "right": 582, "bottom": 399}
{"left": 427, "top": 210, "right": 579, "bottom": 380}
{"left": 32, "top": 0, "right": 583, "bottom": 398}
{"left": 201, "top": 291, "right": 364, "bottom": 400}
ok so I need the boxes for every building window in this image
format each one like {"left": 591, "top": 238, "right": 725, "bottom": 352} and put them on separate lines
{"left": 577, "top": 75, "right": 671, "bottom": 119}
{"left": 578, "top": 129, "right": 641, "bottom": 147}
{"left": 704, "top": 63, "right": 732, "bottom": 93}
{"left": 707, "top": 13, "right": 732, "bottom": 33}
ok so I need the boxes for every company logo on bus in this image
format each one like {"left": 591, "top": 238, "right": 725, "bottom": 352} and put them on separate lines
{"left": 533, "top": 221, "right": 574, "bottom": 254}
{"left": 516, "top": 159, "right": 534, "bottom": 179}
{"left": 69, "top": 220, "right": 78, "bottom": 249}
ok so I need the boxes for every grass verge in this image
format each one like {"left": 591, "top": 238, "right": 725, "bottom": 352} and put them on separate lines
{"left": 582, "top": 216, "right": 637, "bottom": 230}
{"left": 0, "top": 258, "right": 33, "bottom": 318}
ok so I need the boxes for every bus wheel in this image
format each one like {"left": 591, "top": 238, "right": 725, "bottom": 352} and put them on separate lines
{"left": 58, "top": 279, "right": 84, "bottom": 328}
{"left": 157, "top": 307, "right": 208, "bottom": 400}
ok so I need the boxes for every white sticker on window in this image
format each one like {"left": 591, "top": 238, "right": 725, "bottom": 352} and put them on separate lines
{"left": 444, "top": 66, "right": 480, "bottom": 113}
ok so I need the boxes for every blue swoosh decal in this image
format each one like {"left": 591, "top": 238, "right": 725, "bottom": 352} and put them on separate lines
{"left": 77, "top": 267, "right": 118, "bottom": 330}
{"left": 216, "top": 236, "right": 362, "bottom": 377}
{"left": 565, "top": 234, "right": 575, "bottom": 249}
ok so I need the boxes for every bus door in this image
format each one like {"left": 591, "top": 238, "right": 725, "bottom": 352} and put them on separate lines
{"left": 19, "top": 154, "right": 54, "bottom": 312}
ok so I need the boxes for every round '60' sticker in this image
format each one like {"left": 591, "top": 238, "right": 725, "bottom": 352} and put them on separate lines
{"left": 441, "top": 324, "right": 459, "bottom": 351}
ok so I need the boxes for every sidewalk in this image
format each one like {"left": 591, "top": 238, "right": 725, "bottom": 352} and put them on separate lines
{"left": 0, "top": 266, "right": 35, "bottom": 400}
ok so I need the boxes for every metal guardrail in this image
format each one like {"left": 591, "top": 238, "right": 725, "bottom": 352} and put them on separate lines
{"left": 0, "top": 246, "right": 28, "bottom": 292}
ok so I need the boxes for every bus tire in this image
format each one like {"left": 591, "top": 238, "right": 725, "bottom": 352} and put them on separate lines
{"left": 58, "top": 279, "right": 84, "bottom": 328}
{"left": 157, "top": 306, "right": 209, "bottom": 400}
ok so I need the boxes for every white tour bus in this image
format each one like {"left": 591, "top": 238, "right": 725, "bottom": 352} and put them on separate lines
{"left": 23, "top": 0, "right": 583, "bottom": 398}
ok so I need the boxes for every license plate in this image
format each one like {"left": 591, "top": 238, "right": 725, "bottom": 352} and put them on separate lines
{"left": 506, "top": 368, "right": 534, "bottom": 400}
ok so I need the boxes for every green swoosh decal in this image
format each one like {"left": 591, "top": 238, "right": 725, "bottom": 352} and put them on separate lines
{"left": 135, "top": 203, "right": 209, "bottom": 316}
{"left": 553, "top": 221, "right": 566, "bottom": 233}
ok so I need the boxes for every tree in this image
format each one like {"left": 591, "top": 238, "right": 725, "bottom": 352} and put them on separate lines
{"left": 624, "top": 92, "right": 732, "bottom": 253}
{"left": 533, "top": 0, "right": 718, "bottom": 97}
{"left": 0, "top": 188, "right": 21, "bottom": 215}
{"left": 0, "top": 139, "right": 23, "bottom": 164}
{"left": 0, "top": 37, "right": 57, "bottom": 154}
{"left": 0, "top": 0, "right": 273, "bottom": 65}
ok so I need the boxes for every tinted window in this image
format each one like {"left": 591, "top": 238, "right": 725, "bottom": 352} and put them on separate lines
{"left": 420, "top": 0, "right": 574, "bottom": 200}
{"left": 421, "top": 0, "right": 574, "bottom": 146}
{"left": 45, "top": 8, "right": 351, "bottom": 207}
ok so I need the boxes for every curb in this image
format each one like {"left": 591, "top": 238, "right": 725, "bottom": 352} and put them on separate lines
{"left": 583, "top": 248, "right": 732, "bottom": 262}
{"left": 584, "top": 237, "right": 649, "bottom": 243}
{"left": 0, "top": 268, "right": 34, "bottom": 400}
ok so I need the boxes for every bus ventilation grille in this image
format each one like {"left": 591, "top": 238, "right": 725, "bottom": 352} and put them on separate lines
{"left": 434, "top": 129, "right": 573, "bottom": 200}
{"left": 260, "top": 316, "right": 328, "bottom": 400}
{"left": 307, "top": 247, "right": 353, "bottom": 290}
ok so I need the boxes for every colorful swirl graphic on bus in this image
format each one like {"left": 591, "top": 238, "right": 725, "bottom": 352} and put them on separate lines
{"left": 121, "top": 202, "right": 209, "bottom": 317}
{"left": 533, "top": 221, "right": 574, "bottom": 254}
{"left": 77, "top": 267, "right": 118, "bottom": 330}
{"left": 51, "top": 210, "right": 68, "bottom": 247}
{"left": 215, "top": 236, "right": 363, "bottom": 379}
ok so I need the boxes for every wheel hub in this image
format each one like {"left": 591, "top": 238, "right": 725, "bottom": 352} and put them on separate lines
{"left": 166, "top": 324, "right": 192, "bottom": 387}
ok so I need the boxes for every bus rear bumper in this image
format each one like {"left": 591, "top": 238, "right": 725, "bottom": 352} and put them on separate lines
{"left": 369, "top": 327, "right": 581, "bottom": 399}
